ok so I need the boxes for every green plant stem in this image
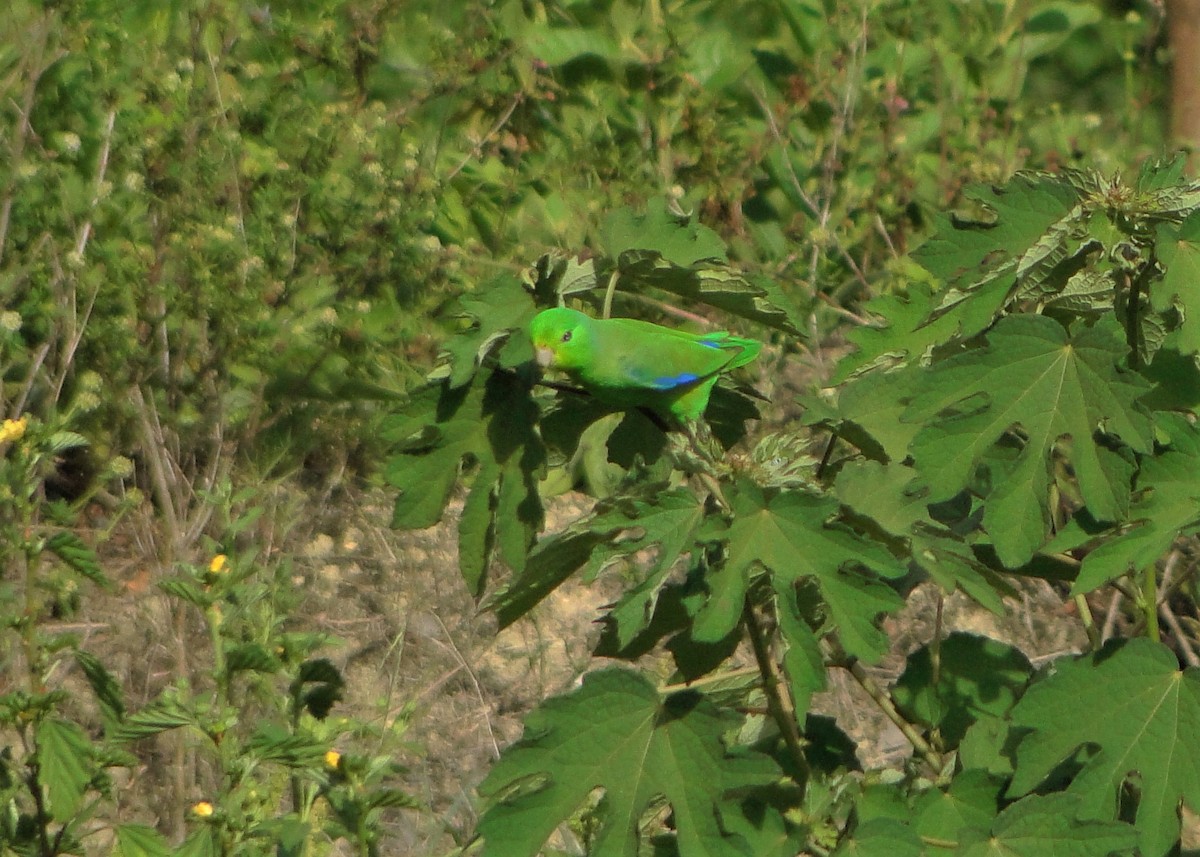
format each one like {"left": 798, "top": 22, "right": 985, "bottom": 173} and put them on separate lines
{"left": 601, "top": 269, "right": 620, "bottom": 319}
{"left": 742, "top": 603, "right": 809, "bottom": 790}
{"left": 834, "top": 650, "right": 944, "bottom": 775}
{"left": 1142, "top": 564, "right": 1160, "bottom": 644}
{"left": 22, "top": 542, "right": 42, "bottom": 696}
{"left": 1075, "top": 593, "right": 1101, "bottom": 650}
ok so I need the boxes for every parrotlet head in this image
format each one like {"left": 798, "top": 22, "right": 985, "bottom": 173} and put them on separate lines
{"left": 529, "top": 307, "right": 593, "bottom": 372}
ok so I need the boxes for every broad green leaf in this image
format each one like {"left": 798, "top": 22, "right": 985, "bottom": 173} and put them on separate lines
{"left": 1009, "top": 639, "right": 1200, "bottom": 857}
{"left": 114, "top": 824, "right": 172, "bottom": 857}
{"left": 696, "top": 481, "right": 905, "bottom": 662}
{"left": 1153, "top": 210, "right": 1200, "bottom": 355}
{"left": 955, "top": 792, "right": 1138, "bottom": 857}
{"left": 589, "top": 489, "right": 708, "bottom": 649}
{"left": 441, "top": 275, "right": 537, "bottom": 388}
{"left": 607, "top": 256, "right": 804, "bottom": 337}
{"left": 892, "top": 633, "right": 1033, "bottom": 748}
{"left": 384, "top": 370, "right": 545, "bottom": 594}
{"left": 1073, "top": 414, "right": 1200, "bottom": 593}
{"left": 776, "top": 585, "right": 826, "bottom": 720}
{"left": 601, "top": 205, "right": 727, "bottom": 269}
{"left": 476, "top": 667, "right": 780, "bottom": 857}
{"left": 37, "top": 718, "right": 92, "bottom": 822}
{"left": 817, "top": 365, "right": 921, "bottom": 462}
{"left": 904, "top": 315, "right": 1152, "bottom": 567}
{"left": 489, "top": 526, "right": 620, "bottom": 630}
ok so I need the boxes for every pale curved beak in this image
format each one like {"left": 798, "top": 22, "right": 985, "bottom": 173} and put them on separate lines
{"left": 535, "top": 346, "right": 556, "bottom": 369}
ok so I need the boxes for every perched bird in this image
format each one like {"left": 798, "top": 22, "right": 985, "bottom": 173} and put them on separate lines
{"left": 528, "top": 307, "right": 762, "bottom": 424}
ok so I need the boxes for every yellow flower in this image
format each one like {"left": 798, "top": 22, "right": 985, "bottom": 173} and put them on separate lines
{"left": 324, "top": 749, "right": 341, "bottom": 770}
{"left": 191, "top": 801, "right": 214, "bottom": 817}
{"left": 209, "top": 554, "right": 228, "bottom": 574}
{"left": 0, "top": 416, "right": 28, "bottom": 443}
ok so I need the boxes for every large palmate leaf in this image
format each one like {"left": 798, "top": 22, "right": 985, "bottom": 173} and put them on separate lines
{"left": 600, "top": 205, "right": 728, "bottom": 268}
{"left": 694, "top": 481, "right": 905, "bottom": 664}
{"left": 1009, "top": 639, "right": 1200, "bottom": 857}
{"left": 904, "top": 314, "right": 1152, "bottom": 567}
{"left": 841, "top": 783, "right": 1136, "bottom": 857}
{"left": 476, "top": 668, "right": 781, "bottom": 857}
{"left": 1072, "top": 414, "right": 1200, "bottom": 593}
{"left": 384, "top": 369, "right": 544, "bottom": 595}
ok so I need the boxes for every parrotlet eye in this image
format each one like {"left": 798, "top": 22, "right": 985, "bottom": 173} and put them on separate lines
{"left": 561, "top": 330, "right": 573, "bottom": 343}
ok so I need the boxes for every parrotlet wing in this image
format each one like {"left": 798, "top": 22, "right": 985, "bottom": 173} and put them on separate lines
{"left": 588, "top": 318, "right": 758, "bottom": 392}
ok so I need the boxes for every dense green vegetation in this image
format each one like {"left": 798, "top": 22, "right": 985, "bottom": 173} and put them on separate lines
{"left": 3, "top": 0, "right": 1196, "bottom": 855}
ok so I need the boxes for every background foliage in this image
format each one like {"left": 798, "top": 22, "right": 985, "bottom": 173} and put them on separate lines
{"left": 0, "top": 0, "right": 1191, "bottom": 855}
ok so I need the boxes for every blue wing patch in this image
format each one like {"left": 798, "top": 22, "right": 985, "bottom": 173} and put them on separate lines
{"left": 653, "top": 372, "right": 700, "bottom": 388}
{"left": 698, "top": 338, "right": 722, "bottom": 349}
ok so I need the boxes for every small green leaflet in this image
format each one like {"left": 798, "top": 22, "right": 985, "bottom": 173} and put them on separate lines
{"left": 904, "top": 314, "right": 1152, "bottom": 568}
{"left": 694, "top": 481, "right": 905, "bottom": 664}
{"left": 1073, "top": 414, "right": 1200, "bottom": 594}
{"left": 476, "top": 667, "right": 781, "bottom": 857}
{"left": 1153, "top": 210, "right": 1200, "bottom": 356}
{"left": 45, "top": 531, "right": 110, "bottom": 590}
{"left": 384, "top": 370, "right": 545, "bottom": 596}
{"left": 1009, "top": 639, "right": 1200, "bottom": 857}
{"left": 37, "top": 718, "right": 93, "bottom": 822}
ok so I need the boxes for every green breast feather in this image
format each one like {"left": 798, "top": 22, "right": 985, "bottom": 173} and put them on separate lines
{"left": 529, "top": 307, "right": 761, "bottom": 422}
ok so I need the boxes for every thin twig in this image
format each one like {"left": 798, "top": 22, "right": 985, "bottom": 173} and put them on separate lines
{"left": 446, "top": 94, "right": 524, "bottom": 180}
{"left": 432, "top": 613, "right": 500, "bottom": 760}
{"left": 828, "top": 642, "right": 944, "bottom": 774}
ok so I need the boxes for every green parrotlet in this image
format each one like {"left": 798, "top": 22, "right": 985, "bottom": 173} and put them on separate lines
{"left": 528, "top": 307, "right": 762, "bottom": 423}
